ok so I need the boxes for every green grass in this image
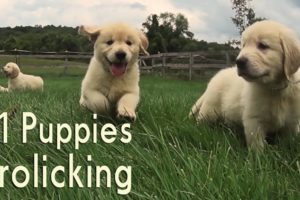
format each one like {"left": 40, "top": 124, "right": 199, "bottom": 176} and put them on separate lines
{"left": 0, "top": 74, "right": 299, "bottom": 199}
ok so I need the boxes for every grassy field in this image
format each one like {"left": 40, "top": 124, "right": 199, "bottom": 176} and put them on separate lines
{"left": 0, "top": 67, "right": 299, "bottom": 199}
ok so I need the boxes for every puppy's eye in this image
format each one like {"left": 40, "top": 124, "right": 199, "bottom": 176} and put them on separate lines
{"left": 106, "top": 40, "right": 114, "bottom": 45}
{"left": 257, "top": 42, "right": 269, "bottom": 50}
{"left": 126, "top": 40, "right": 132, "bottom": 46}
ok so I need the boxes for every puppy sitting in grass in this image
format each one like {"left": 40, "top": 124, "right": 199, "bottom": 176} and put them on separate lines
{"left": 79, "top": 23, "right": 149, "bottom": 120}
{"left": 190, "top": 21, "right": 300, "bottom": 151}
{"left": 1, "top": 62, "right": 43, "bottom": 92}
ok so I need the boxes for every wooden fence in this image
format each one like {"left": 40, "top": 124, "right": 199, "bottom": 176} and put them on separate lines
{"left": 139, "top": 51, "right": 238, "bottom": 80}
{"left": 0, "top": 49, "right": 92, "bottom": 76}
{"left": 0, "top": 49, "right": 92, "bottom": 63}
{"left": 0, "top": 49, "right": 238, "bottom": 80}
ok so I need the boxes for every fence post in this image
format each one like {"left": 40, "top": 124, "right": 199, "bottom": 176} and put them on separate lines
{"left": 14, "top": 48, "right": 20, "bottom": 66}
{"left": 189, "top": 52, "right": 194, "bottom": 81}
{"left": 225, "top": 52, "right": 231, "bottom": 66}
{"left": 62, "top": 50, "right": 69, "bottom": 76}
{"left": 162, "top": 54, "right": 166, "bottom": 77}
{"left": 151, "top": 57, "right": 155, "bottom": 71}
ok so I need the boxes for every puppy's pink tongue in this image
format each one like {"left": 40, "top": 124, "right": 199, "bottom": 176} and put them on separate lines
{"left": 111, "top": 64, "right": 127, "bottom": 76}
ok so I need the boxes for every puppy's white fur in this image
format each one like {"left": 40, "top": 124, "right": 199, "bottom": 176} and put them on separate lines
{"left": 0, "top": 85, "right": 8, "bottom": 92}
{"left": 2, "top": 62, "right": 43, "bottom": 92}
{"left": 190, "top": 20, "right": 300, "bottom": 150}
{"left": 79, "top": 23, "right": 149, "bottom": 120}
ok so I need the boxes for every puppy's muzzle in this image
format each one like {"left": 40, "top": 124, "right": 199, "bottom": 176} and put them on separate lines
{"left": 236, "top": 57, "right": 250, "bottom": 76}
{"left": 2, "top": 68, "right": 8, "bottom": 74}
{"left": 115, "top": 51, "right": 126, "bottom": 61}
{"left": 236, "top": 57, "right": 248, "bottom": 70}
{"left": 107, "top": 51, "right": 129, "bottom": 77}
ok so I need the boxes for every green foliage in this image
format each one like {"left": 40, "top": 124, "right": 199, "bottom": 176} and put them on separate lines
{"left": 231, "top": 0, "right": 265, "bottom": 35}
{"left": 0, "top": 13, "right": 235, "bottom": 54}
{"left": 0, "top": 25, "right": 92, "bottom": 52}
{"left": 3, "top": 36, "right": 18, "bottom": 50}
{"left": 142, "top": 12, "right": 234, "bottom": 54}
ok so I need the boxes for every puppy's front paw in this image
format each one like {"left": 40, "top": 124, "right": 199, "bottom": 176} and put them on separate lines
{"left": 248, "top": 142, "right": 264, "bottom": 152}
{"left": 117, "top": 107, "right": 136, "bottom": 121}
{"left": 245, "top": 132, "right": 265, "bottom": 152}
{"left": 79, "top": 96, "right": 87, "bottom": 108}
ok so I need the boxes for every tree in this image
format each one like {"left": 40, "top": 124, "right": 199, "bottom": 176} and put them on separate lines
{"left": 142, "top": 12, "right": 193, "bottom": 53}
{"left": 0, "top": 21, "right": 234, "bottom": 54}
{"left": 61, "top": 34, "right": 79, "bottom": 51}
{"left": 142, "top": 14, "right": 166, "bottom": 53}
{"left": 3, "top": 36, "right": 17, "bottom": 50}
{"left": 231, "top": 0, "right": 265, "bottom": 35}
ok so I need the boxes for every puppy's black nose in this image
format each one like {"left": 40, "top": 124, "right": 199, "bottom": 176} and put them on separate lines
{"left": 115, "top": 51, "right": 126, "bottom": 60}
{"left": 236, "top": 57, "right": 248, "bottom": 69}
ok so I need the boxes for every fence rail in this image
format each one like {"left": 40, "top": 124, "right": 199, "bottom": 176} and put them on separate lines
{"left": 139, "top": 51, "right": 238, "bottom": 80}
{"left": 0, "top": 49, "right": 238, "bottom": 80}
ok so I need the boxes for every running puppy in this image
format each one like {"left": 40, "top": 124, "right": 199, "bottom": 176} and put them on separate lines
{"left": 2, "top": 62, "right": 43, "bottom": 92}
{"left": 190, "top": 20, "right": 300, "bottom": 150}
{"left": 79, "top": 23, "right": 149, "bottom": 120}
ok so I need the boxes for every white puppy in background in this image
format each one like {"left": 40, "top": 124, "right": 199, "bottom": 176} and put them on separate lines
{"left": 1, "top": 62, "right": 43, "bottom": 92}
{"left": 79, "top": 23, "right": 149, "bottom": 120}
{"left": 190, "top": 20, "right": 300, "bottom": 150}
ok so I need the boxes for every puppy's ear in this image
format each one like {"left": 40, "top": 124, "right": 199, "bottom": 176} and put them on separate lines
{"left": 139, "top": 31, "right": 149, "bottom": 56}
{"left": 10, "top": 64, "right": 20, "bottom": 79}
{"left": 78, "top": 25, "right": 100, "bottom": 43}
{"left": 281, "top": 31, "right": 300, "bottom": 80}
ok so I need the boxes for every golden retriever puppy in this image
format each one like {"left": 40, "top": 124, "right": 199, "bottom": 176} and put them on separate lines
{"left": 2, "top": 62, "right": 43, "bottom": 92}
{"left": 190, "top": 20, "right": 300, "bottom": 150}
{"left": 79, "top": 23, "right": 149, "bottom": 120}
